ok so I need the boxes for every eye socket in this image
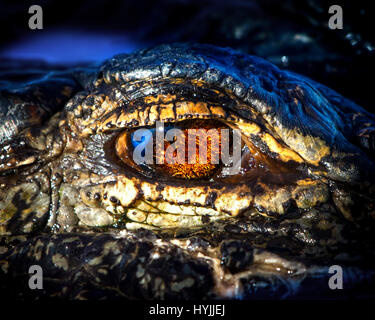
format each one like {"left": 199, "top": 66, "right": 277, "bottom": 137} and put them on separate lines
{"left": 115, "top": 119, "right": 263, "bottom": 180}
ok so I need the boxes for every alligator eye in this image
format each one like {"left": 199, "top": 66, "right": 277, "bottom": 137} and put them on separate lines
{"left": 115, "top": 119, "right": 260, "bottom": 180}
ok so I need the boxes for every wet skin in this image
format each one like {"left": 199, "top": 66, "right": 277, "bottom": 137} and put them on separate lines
{"left": 1, "top": 44, "right": 375, "bottom": 299}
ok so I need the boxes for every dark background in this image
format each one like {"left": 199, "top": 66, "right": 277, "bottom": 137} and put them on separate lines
{"left": 0, "top": 0, "right": 374, "bottom": 112}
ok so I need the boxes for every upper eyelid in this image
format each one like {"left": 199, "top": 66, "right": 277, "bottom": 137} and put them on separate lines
{"left": 80, "top": 102, "right": 237, "bottom": 137}
{"left": 69, "top": 81, "right": 253, "bottom": 136}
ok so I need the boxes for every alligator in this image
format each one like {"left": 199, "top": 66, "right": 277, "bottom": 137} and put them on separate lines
{"left": 1, "top": 43, "right": 375, "bottom": 299}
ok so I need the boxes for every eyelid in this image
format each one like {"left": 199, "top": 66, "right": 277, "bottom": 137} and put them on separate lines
{"left": 80, "top": 100, "right": 234, "bottom": 137}
{"left": 227, "top": 121, "right": 304, "bottom": 164}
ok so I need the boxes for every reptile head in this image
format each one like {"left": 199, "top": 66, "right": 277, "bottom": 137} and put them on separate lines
{"left": 1, "top": 44, "right": 375, "bottom": 299}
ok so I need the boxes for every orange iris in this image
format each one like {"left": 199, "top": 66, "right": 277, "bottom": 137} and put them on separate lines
{"left": 156, "top": 121, "right": 226, "bottom": 179}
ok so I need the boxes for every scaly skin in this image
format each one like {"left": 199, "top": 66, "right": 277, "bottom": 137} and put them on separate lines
{"left": 1, "top": 44, "right": 375, "bottom": 299}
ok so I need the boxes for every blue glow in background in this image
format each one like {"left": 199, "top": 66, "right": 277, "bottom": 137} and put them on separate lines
{"left": 0, "top": 29, "right": 143, "bottom": 64}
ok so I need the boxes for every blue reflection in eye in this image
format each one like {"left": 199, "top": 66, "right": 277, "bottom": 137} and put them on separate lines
{"left": 131, "top": 129, "right": 152, "bottom": 158}
{"left": 131, "top": 130, "right": 153, "bottom": 149}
